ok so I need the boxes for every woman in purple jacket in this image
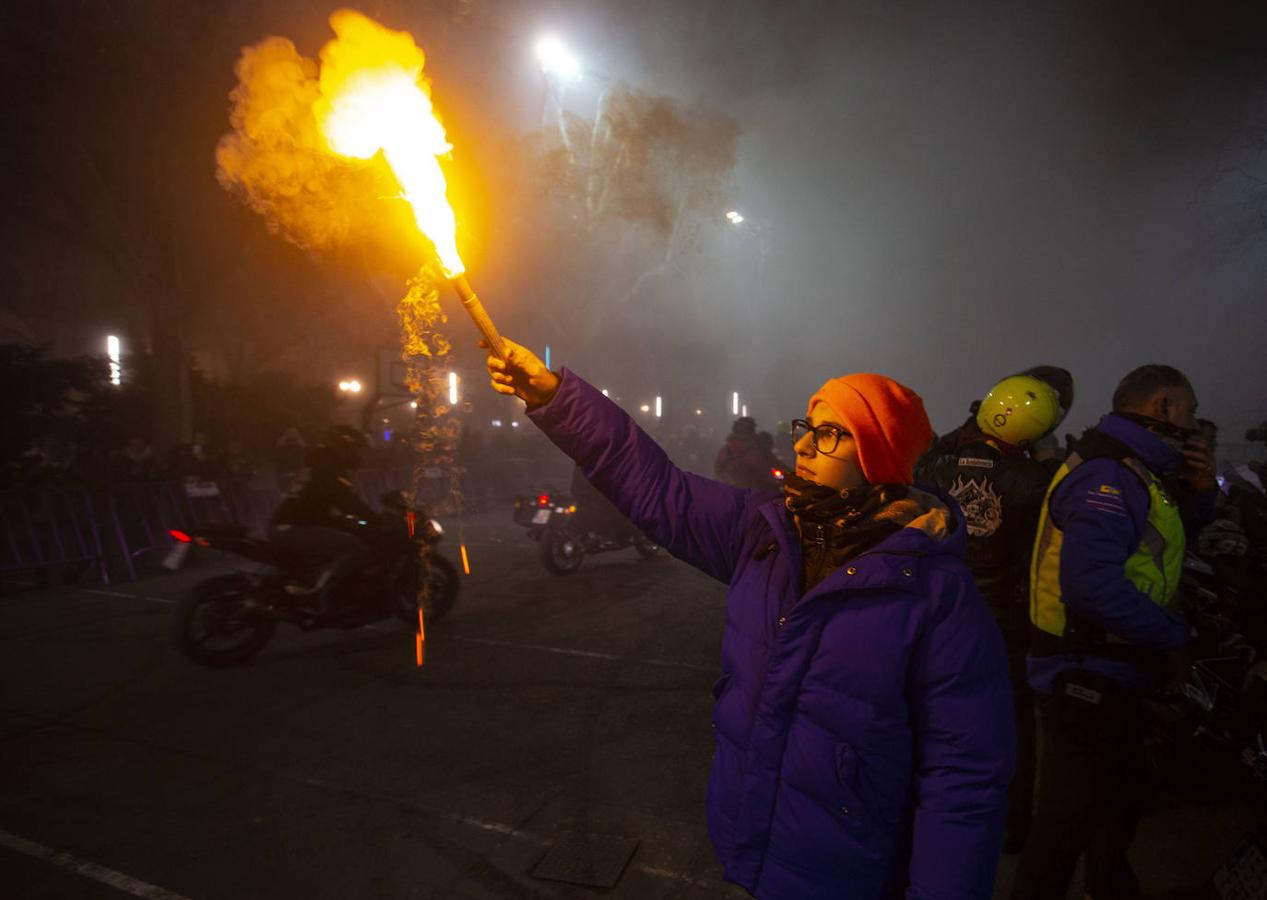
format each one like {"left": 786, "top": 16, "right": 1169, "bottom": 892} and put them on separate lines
{"left": 486, "top": 339, "right": 1014, "bottom": 899}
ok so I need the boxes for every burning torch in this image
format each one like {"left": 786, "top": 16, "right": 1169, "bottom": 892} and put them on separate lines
{"left": 314, "top": 24, "right": 507, "bottom": 358}
{"left": 450, "top": 275, "right": 506, "bottom": 360}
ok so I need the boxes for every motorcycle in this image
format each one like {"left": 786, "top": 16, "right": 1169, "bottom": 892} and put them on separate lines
{"left": 512, "top": 489, "right": 661, "bottom": 575}
{"left": 170, "top": 491, "right": 459, "bottom": 667}
{"left": 1148, "top": 554, "right": 1267, "bottom": 794}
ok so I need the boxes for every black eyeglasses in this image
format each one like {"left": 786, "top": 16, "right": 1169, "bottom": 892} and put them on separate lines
{"left": 790, "top": 419, "right": 849, "bottom": 455}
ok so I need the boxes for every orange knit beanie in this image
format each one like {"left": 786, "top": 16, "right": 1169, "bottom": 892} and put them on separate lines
{"left": 807, "top": 374, "right": 935, "bottom": 485}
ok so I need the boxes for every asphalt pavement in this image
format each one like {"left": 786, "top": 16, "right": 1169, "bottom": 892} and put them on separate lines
{"left": 0, "top": 509, "right": 1260, "bottom": 899}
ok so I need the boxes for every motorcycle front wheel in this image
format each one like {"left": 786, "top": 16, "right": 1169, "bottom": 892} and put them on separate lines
{"left": 542, "top": 527, "right": 585, "bottom": 575}
{"left": 172, "top": 574, "right": 276, "bottom": 667}
{"left": 395, "top": 554, "right": 460, "bottom": 625}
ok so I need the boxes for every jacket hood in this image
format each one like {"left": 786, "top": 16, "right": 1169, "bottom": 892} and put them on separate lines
{"left": 872, "top": 484, "right": 965, "bottom": 558}
{"left": 1096, "top": 413, "right": 1183, "bottom": 477}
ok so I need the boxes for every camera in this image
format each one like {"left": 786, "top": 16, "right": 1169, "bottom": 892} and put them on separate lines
{"left": 1247, "top": 422, "right": 1267, "bottom": 444}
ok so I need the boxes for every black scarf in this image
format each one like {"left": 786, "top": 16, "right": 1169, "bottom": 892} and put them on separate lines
{"left": 782, "top": 471, "right": 908, "bottom": 591}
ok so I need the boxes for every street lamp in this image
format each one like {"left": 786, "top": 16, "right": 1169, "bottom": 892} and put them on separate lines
{"left": 535, "top": 35, "right": 580, "bottom": 80}
{"left": 105, "top": 335, "right": 122, "bottom": 386}
{"left": 725, "top": 210, "right": 745, "bottom": 225}
{"left": 639, "top": 403, "right": 651, "bottom": 414}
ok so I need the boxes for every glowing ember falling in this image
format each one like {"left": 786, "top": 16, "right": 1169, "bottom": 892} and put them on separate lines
{"left": 314, "top": 10, "right": 465, "bottom": 277}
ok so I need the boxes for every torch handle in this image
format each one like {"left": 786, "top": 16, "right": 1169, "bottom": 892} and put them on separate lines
{"left": 452, "top": 276, "right": 507, "bottom": 361}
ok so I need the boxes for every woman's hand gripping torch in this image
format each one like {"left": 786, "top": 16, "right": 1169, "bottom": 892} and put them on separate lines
{"left": 484, "top": 338, "right": 561, "bottom": 410}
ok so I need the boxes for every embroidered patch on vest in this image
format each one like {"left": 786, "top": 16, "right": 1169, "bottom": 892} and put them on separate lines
{"left": 958, "top": 457, "right": 995, "bottom": 469}
{"left": 949, "top": 475, "right": 1003, "bottom": 537}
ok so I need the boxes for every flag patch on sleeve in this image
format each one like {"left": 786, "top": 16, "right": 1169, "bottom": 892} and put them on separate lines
{"left": 1085, "top": 484, "right": 1128, "bottom": 517}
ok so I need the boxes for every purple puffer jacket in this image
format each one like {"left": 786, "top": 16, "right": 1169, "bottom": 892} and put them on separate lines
{"left": 529, "top": 371, "right": 1014, "bottom": 899}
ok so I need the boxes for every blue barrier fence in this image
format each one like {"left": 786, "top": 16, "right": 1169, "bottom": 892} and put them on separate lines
{"left": 0, "top": 467, "right": 416, "bottom": 589}
{"left": 0, "top": 456, "right": 569, "bottom": 590}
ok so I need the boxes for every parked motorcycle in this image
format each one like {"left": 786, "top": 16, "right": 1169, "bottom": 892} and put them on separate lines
{"left": 1148, "top": 554, "right": 1267, "bottom": 794}
{"left": 512, "top": 489, "right": 660, "bottom": 575}
{"left": 170, "top": 491, "right": 459, "bottom": 667}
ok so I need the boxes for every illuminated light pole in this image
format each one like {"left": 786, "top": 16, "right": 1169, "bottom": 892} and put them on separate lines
{"left": 732, "top": 392, "right": 740, "bottom": 416}
{"left": 535, "top": 35, "right": 581, "bottom": 80}
{"left": 448, "top": 371, "right": 459, "bottom": 405}
{"left": 655, "top": 396, "right": 662, "bottom": 418}
{"left": 105, "top": 335, "right": 121, "bottom": 386}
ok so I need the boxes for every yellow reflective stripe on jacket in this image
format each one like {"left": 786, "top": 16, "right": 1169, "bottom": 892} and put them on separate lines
{"left": 1029, "top": 452, "right": 1184, "bottom": 640}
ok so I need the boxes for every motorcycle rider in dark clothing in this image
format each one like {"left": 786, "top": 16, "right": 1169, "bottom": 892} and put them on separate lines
{"left": 916, "top": 366, "right": 1073, "bottom": 853}
{"left": 267, "top": 426, "right": 375, "bottom": 615}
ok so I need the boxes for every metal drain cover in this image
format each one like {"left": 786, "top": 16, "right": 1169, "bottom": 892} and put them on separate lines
{"left": 530, "top": 831, "right": 639, "bottom": 888}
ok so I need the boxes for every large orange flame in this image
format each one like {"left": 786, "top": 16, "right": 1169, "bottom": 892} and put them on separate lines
{"left": 314, "top": 9, "right": 464, "bottom": 277}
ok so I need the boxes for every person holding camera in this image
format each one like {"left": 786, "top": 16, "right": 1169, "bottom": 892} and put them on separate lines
{"left": 1011, "top": 364, "right": 1217, "bottom": 900}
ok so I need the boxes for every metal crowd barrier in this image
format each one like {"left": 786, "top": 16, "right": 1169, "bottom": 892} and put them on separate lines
{"left": 0, "top": 466, "right": 418, "bottom": 589}
{"left": 0, "top": 456, "right": 571, "bottom": 589}
{"left": 0, "top": 486, "right": 110, "bottom": 587}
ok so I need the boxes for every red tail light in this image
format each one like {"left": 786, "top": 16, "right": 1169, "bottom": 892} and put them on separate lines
{"left": 406, "top": 511, "right": 416, "bottom": 538}
{"left": 537, "top": 494, "right": 550, "bottom": 507}
{"left": 169, "top": 529, "right": 192, "bottom": 543}
{"left": 771, "top": 468, "right": 785, "bottom": 480}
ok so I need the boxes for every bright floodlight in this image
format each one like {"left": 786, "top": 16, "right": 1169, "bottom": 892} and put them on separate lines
{"left": 639, "top": 403, "right": 651, "bottom": 413}
{"left": 655, "top": 396, "right": 663, "bottom": 418}
{"left": 742, "top": 404, "right": 748, "bottom": 418}
{"left": 339, "top": 379, "right": 362, "bottom": 394}
{"left": 725, "top": 210, "right": 745, "bottom": 225}
{"left": 448, "top": 371, "right": 459, "bottom": 405}
{"left": 732, "top": 392, "right": 740, "bottom": 416}
{"left": 536, "top": 35, "right": 580, "bottom": 79}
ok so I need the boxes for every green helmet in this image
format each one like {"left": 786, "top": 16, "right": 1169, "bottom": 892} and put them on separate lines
{"left": 976, "top": 375, "right": 1062, "bottom": 447}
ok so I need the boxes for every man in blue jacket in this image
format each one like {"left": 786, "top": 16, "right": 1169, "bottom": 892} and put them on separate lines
{"left": 485, "top": 338, "right": 1014, "bottom": 899}
{"left": 1011, "top": 365, "right": 1217, "bottom": 900}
